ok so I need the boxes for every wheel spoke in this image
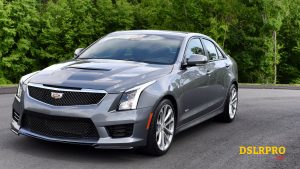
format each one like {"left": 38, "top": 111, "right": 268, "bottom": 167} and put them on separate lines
{"left": 164, "top": 132, "right": 170, "bottom": 144}
{"left": 165, "top": 118, "right": 174, "bottom": 127}
{"left": 164, "top": 109, "right": 172, "bottom": 123}
{"left": 232, "top": 90, "right": 236, "bottom": 98}
{"left": 157, "top": 131, "right": 162, "bottom": 146}
{"left": 159, "top": 110, "right": 164, "bottom": 124}
{"left": 162, "top": 107, "right": 167, "bottom": 123}
{"left": 164, "top": 127, "right": 173, "bottom": 135}
{"left": 232, "top": 97, "right": 237, "bottom": 103}
{"left": 161, "top": 131, "right": 165, "bottom": 148}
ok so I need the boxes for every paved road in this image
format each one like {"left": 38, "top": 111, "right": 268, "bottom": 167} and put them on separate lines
{"left": 0, "top": 89, "right": 299, "bottom": 169}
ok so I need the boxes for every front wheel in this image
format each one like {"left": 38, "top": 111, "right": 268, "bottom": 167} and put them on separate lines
{"left": 217, "top": 84, "right": 238, "bottom": 122}
{"left": 143, "top": 99, "right": 176, "bottom": 156}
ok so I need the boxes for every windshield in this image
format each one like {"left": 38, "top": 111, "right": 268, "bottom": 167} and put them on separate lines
{"left": 78, "top": 34, "right": 183, "bottom": 65}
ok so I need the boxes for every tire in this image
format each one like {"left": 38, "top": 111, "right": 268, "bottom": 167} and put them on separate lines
{"left": 217, "top": 84, "right": 238, "bottom": 123}
{"left": 143, "top": 99, "right": 176, "bottom": 156}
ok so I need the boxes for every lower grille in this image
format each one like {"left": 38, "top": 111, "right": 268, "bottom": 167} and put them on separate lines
{"left": 106, "top": 124, "right": 134, "bottom": 138}
{"left": 22, "top": 111, "right": 99, "bottom": 141}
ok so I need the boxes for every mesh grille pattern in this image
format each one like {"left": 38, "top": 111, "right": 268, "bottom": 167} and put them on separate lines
{"left": 28, "top": 85, "right": 106, "bottom": 106}
{"left": 22, "top": 111, "right": 99, "bottom": 140}
{"left": 106, "top": 124, "right": 134, "bottom": 138}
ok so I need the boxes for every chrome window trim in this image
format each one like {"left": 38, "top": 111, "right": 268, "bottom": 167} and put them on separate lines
{"left": 27, "top": 83, "right": 108, "bottom": 106}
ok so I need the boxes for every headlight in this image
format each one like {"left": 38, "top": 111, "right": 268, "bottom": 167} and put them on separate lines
{"left": 16, "top": 82, "right": 23, "bottom": 100}
{"left": 15, "top": 71, "right": 40, "bottom": 102}
{"left": 118, "top": 80, "right": 156, "bottom": 110}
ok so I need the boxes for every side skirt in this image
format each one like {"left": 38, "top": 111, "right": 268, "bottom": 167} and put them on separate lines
{"left": 175, "top": 105, "right": 223, "bottom": 134}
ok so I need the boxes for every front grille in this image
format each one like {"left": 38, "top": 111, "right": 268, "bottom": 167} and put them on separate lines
{"left": 22, "top": 111, "right": 99, "bottom": 141}
{"left": 106, "top": 124, "right": 134, "bottom": 138}
{"left": 28, "top": 85, "right": 106, "bottom": 106}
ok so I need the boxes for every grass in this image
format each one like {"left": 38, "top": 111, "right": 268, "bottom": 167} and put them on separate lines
{"left": 0, "top": 84, "right": 17, "bottom": 87}
{"left": 0, "top": 83, "right": 300, "bottom": 88}
{"left": 240, "top": 83, "right": 300, "bottom": 86}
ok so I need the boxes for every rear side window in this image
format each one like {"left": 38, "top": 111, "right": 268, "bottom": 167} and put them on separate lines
{"left": 216, "top": 47, "right": 224, "bottom": 59}
{"left": 202, "top": 39, "right": 218, "bottom": 61}
{"left": 185, "top": 38, "right": 205, "bottom": 59}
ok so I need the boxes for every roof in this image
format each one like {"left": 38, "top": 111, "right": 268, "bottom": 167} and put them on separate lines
{"left": 109, "top": 30, "right": 207, "bottom": 38}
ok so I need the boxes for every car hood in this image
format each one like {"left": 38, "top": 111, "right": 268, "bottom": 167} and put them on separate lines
{"left": 29, "top": 59, "right": 173, "bottom": 93}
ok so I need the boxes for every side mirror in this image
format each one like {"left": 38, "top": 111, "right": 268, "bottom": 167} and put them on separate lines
{"left": 74, "top": 48, "right": 84, "bottom": 58}
{"left": 186, "top": 54, "right": 208, "bottom": 66}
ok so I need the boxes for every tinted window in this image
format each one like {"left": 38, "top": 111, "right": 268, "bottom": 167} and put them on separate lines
{"left": 202, "top": 39, "right": 218, "bottom": 61}
{"left": 185, "top": 38, "right": 205, "bottom": 59}
{"left": 79, "top": 34, "right": 183, "bottom": 65}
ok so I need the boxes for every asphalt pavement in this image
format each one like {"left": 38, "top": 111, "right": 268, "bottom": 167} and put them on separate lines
{"left": 0, "top": 89, "right": 299, "bottom": 169}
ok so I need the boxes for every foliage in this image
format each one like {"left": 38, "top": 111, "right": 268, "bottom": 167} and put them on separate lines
{"left": 0, "top": 0, "right": 41, "bottom": 83}
{"left": 0, "top": 0, "right": 299, "bottom": 84}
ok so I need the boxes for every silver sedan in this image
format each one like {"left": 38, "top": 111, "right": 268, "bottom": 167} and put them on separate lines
{"left": 11, "top": 30, "right": 238, "bottom": 155}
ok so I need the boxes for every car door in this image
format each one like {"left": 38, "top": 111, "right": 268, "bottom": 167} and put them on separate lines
{"left": 201, "top": 38, "right": 228, "bottom": 112}
{"left": 179, "top": 37, "right": 211, "bottom": 125}
{"left": 215, "top": 45, "right": 231, "bottom": 102}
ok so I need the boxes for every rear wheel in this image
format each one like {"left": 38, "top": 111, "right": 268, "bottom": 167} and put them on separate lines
{"left": 143, "top": 99, "right": 175, "bottom": 156}
{"left": 217, "top": 84, "right": 238, "bottom": 122}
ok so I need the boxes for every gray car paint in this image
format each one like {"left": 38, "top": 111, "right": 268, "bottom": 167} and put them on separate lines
{"left": 11, "top": 30, "right": 238, "bottom": 149}
{"left": 29, "top": 59, "right": 174, "bottom": 93}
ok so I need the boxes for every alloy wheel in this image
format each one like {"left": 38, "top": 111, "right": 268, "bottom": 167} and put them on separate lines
{"left": 229, "top": 87, "right": 238, "bottom": 119}
{"left": 156, "top": 104, "right": 175, "bottom": 151}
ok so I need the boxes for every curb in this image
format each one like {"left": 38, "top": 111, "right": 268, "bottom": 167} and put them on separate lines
{"left": 0, "top": 84, "right": 300, "bottom": 95}
{"left": 239, "top": 85, "right": 300, "bottom": 90}
{"left": 0, "top": 86, "right": 17, "bottom": 95}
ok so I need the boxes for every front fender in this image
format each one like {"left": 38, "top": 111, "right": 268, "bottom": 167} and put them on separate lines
{"left": 137, "top": 78, "right": 181, "bottom": 113}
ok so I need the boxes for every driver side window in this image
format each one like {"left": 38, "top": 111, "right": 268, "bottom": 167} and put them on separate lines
{"left": 185, "top": 38, "right": 205, "bottom": 59}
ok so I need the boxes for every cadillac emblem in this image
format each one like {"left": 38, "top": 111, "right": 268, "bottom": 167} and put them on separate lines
{"left": 51, "top": 92, "right": 64, "bottom": 99}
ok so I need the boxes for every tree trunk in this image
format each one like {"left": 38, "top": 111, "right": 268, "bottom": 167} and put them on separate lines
{"left": 273, "top": 30, "right": 277, "bottom": 84}
{"left": 223, "top": 28, "right": 227, "bottom": 48}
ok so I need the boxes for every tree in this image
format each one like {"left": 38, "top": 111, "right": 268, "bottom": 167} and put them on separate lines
{"left": 278, "top": 1, "right": 300, "bottom": 83}
{"left": 254, "top": 0, "right": 289, "bottom": 83}
{"left": 0, "top": 0, "right": 41, "bottom": 83}
{"left": 38, "top": 0, "right": 134, "bottom": 69}
{"left": 38, "top": 0, "right": 97, "bottom": 67}
{"left": 0, "top": 0, "right": 299, "bottom": 84}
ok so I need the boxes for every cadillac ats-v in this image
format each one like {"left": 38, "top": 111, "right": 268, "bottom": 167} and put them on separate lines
{"left": 11, "top": 30, "right": 238, "bottom": 155}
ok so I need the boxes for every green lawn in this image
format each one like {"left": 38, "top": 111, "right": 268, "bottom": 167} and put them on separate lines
{"left": 240, "top": 83, "right": 300, "bottom": 86}
{"left": 1, "top": 83, "right": 300, "bottom": 88}
{"left": 0, "top": 84, "right": 17, "bottom": 87}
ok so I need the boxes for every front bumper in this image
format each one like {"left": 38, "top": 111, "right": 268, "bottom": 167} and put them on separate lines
{"left": 12, "top": 121, "right": 148, "bottom": 149}
{"left": 11, "top": 88, "right": 153, "bottom": 149}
